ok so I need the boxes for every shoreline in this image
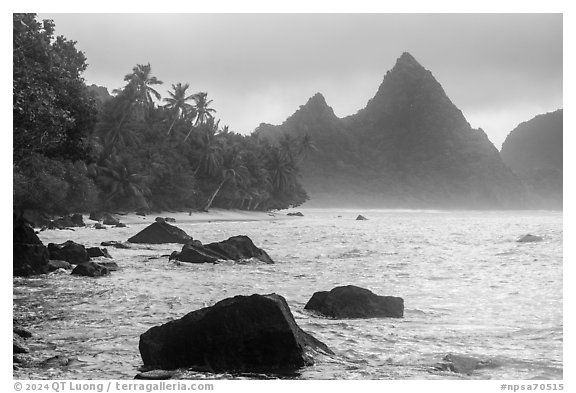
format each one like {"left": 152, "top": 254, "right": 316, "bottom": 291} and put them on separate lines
{"left": 92, "top": 208, "right": 292, "bottom": 226}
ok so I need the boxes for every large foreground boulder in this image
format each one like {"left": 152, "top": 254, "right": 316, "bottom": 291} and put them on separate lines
{"left": 305, "top": 285, "right": 404, "bottom": 318}
{"left": 13, "top": 216, "right": 49, "bottom": 276}
{"left": 128, "top": 221, "right": 193, "bottom": 244}
{"left": 139, "top": 293, "right": 333, "bottom": 373}
{"left": 170, "top": 235, "right": 274, "bottom": 264}
{"left": 47, "top": 241, "right": 89, "bottom": 264}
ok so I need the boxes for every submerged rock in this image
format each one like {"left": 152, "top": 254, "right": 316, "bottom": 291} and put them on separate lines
{"left": 48, "top": 241, "right": 89, "bottom": 264}
{"left": 287, "top": 212, "right": 304, "bottom": 217}
{"left": 517, "top": 234, "right": 543, "bottom": 243}
{"left": 434, "top": 353, "right": 490, "bottom": 375}
{"left": 101, "top": 240, "right": 131, "bottom": 249}
{"left": 71, "top": 262, "right": 110, "bottom": 277}
{"left": 139, "top": 293, "right": 332, "bottom": 373}
{"left": 128, "top": 221, "right": 193, "bottom": 244}
{"left": 171, "top": 235, "right": 273, "bottom": 264}
{"left": 305, "top": 285, "right": 404, "bottom": 318}
{"left": 356, "top": 215, "right": 368, "bottom": 220}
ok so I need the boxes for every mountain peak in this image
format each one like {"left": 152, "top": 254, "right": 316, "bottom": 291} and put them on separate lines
{"left": 304, "top": 92, "right": 328, "bottom": 107}
{"left": 394, "top": 52, "right": 426, "bottom": 71}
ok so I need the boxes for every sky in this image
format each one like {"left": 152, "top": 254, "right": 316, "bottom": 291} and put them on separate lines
{"left": 36, "top": 13, "right": 562, "bottom": 149}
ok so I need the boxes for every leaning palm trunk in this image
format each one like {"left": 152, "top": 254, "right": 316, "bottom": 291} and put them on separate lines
{"left": 166, "top": 116, "right": 178, "bottom": 135}
{"left": 203, "top": 178, "right": 227, "bottom": 211}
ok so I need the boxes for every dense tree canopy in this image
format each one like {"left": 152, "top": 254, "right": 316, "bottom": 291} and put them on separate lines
{"left": 13, "top": 14, "right": 309, "bottom": 216}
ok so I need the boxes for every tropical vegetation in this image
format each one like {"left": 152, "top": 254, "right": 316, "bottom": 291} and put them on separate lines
{"left": 13, "top": 13, "right": 309, "bottom": 216}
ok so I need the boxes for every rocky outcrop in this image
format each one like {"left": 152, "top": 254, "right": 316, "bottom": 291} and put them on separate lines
{"left": 87, "top": 247, "right": 112, "bottom": 259}
{"left": 47, "top": 241, "right": 89, "bottom": 264}
{"left": 517, "top": 234, "right": 543, "bottom": 243}
{"left": 305, "top": 285, "right": 404, "bottom": 318}
{"left": 71, "top": 262, "right": 110, "bottom": 277}
{"left": 47, "top": 260, "right": 73, "bottom": 271}
{"left": 139, "top": 293, "right": 333, "bottom": 373}
{"left": 13, "top": 215, "right": 50, "bottom": 276}
{"left": 356, "top": 215, "right": 367, "bottom": 220}
{"left": 287, "top": 212, "right": 304, "bottom": 217}
{"left": 170, "top": 236, "right": 274, "bottom": 264}
{"left": 128, "top": 221, "right": 193, "bottom": 244}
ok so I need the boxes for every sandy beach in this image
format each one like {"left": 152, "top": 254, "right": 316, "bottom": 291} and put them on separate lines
{"left": 106, "top": 208, "right": 294, "bottom": 226}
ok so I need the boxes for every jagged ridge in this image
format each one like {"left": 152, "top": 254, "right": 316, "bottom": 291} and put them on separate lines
{"left": 256, "top": 52, "right": 529, "bottom": 209}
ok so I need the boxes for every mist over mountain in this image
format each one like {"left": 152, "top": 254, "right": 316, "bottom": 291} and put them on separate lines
{"left": 500, "top": 110, "right": 563, "bottom": 208}
{"left": 256, "top": 53, "right": 528, "bottom": 209}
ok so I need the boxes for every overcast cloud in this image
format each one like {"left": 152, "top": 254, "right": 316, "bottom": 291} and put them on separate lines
{"left": 38, "top": 13, "right": 562, "bottom": 148}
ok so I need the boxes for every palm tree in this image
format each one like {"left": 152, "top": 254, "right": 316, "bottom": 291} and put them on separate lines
{"left": 193, "top": 92, "right": 216, "bottom": 126}
{"left": 203, "top": 146, "right": 248, "bottom": 211}
{"left": 163, "top": 82, "right": 197, "bottom": 135}
{"left": 266, "top": 146, "right": 297, "bottom": 194}
{"left": 97, "top": 154, "right": 151, "bottom": 209}
{"left": 297, "top": 133, "right": 317, "bottom": 162}
{"left": 193, "top": 119, "right": 222, "bottom": 177}
{"left": 122, "top": 63, "right": 163, "bottom": 121}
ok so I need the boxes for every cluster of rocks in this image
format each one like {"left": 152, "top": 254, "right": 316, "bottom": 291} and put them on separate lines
{"left": 89, "top": 212, "right": 127, "bottom": 229}
{"left": 14, "top": 216, "right": 117, "bottom": 278}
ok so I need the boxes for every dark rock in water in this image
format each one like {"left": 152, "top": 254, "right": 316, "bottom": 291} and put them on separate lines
{"left": 48, "top": 214, "right": 85, "bottom": 229}
{"left": 41, "top": 355, "right": 80, "bottom": 368}
{"left": 139, "top": 293, "right": 332, "bottom": 373}
{"left": 128, "top": 221, "right": 194, "bottom": 244}
{"left": 115, "top": 222, "right": 127, "bottom": 228}
{"left": 102, "top": 213, "right": 121, "bottom": 226}
{"left": 14, "top": 243, "right": 50, "bottom": 276}
{"left": 89, "top": 211, "right": 104, "bottom": 221}
{"left": 204, "top": 236, "right": 274, "bottom": 263}
{"left": 434, "top": 353, "right": 489, "bottom": 375}
{"left": 171, "top": 244, "right": 219, "bottom": 264}
{"left": 155, "top": 217, "right": 176, "bottom": 223}
{"left": 14, "top": 326, "right": 32, "bottom": 338}
{"left": 517, "top": 234, "right": 543, "bottom": 243}
{"left": 135, "top": 209, "right": 148, "bottom": 216}
{"left": 172, "top": 236, "right": 273, "bottom": 264}
{"left": 97, "top": 261, "right": 119, "bottom": 271}
{"left": 48, "top": 260, "right": 73, "bottom": 271}
{"left": 48, "top": 241, "right": 89, "bottom": 264}
{"left": 71, "top": 262, "right": 110, "bottom": 277}
{"left": 87, "top": 247, "right": 112, "bottom": 259}
{"left": 287, "top": 212, "right": 304, "bottom": 217}
{"left": 101, "top": 240, "right": 131, "bottom": 249}
{"left": 356, "top": 215, "right": 367, "bottom": 220}
{"left": 14, "top": 216, "right": 50, "bottom": 276}
{"left": 305, "top": 285, "right": 404, "bottom": 318}
{"left": 134, "top": 370, "right": 177, "bottom": 380}
{"left": 94, "top": 223, "right": 106, "bottom": 230}
{"left": 13, "top": 333, "right": 29, "bottom": 354}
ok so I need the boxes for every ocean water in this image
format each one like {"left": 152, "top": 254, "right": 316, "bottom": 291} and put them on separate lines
{"left": 13, "top": 209, "right": 563, "bottom": 380}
